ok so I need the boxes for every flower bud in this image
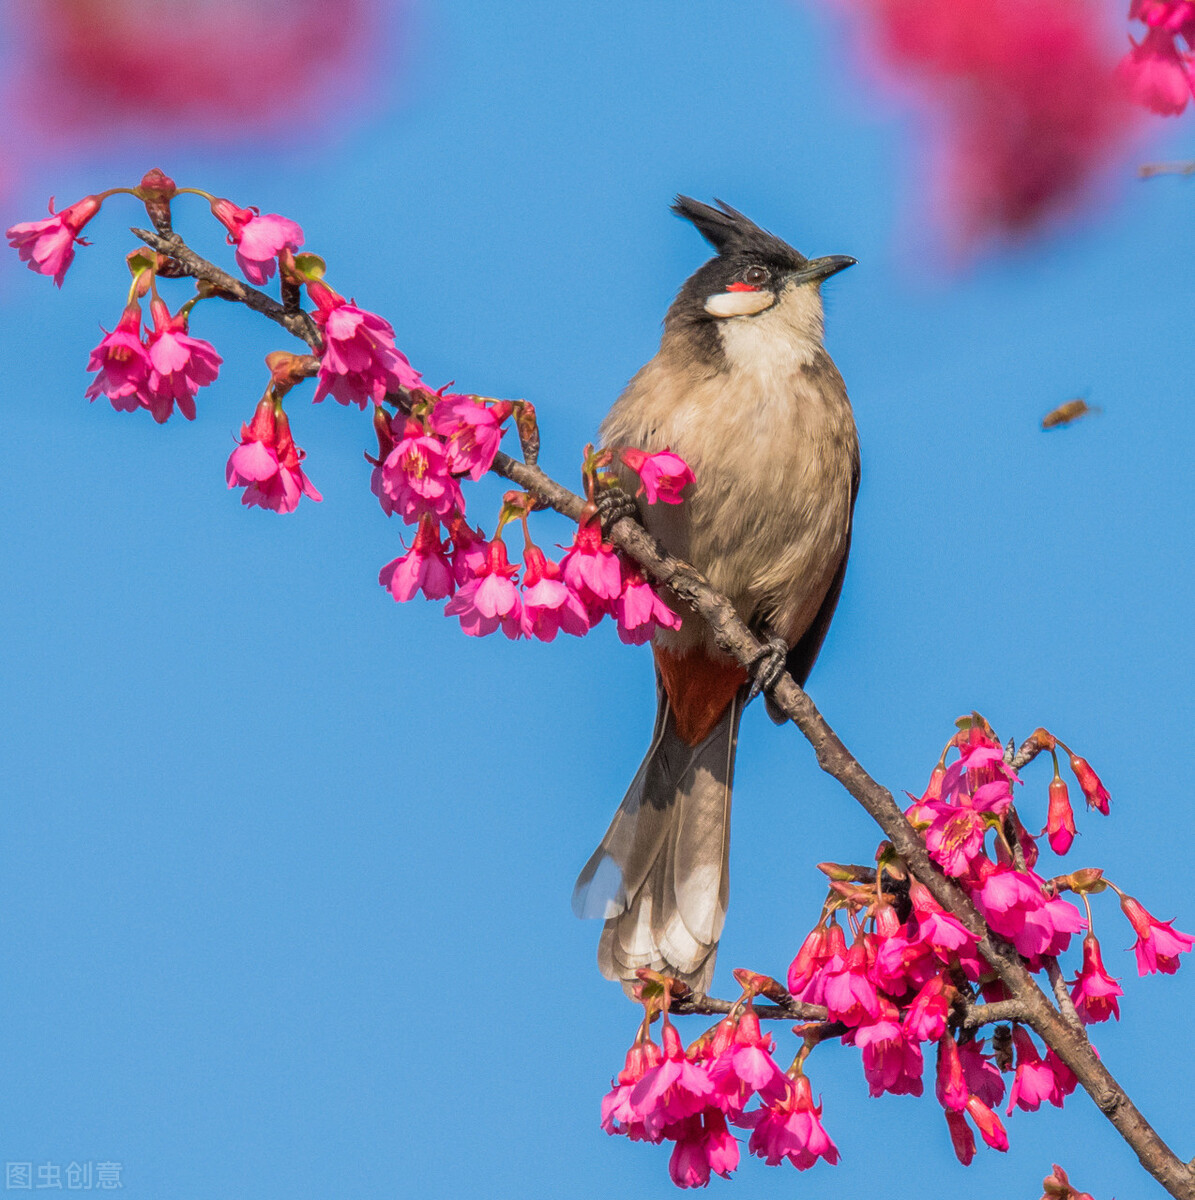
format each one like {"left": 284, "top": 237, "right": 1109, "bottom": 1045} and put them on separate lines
{"left": 1046, "top": 775, "right": 1076, "bottom": 855}
{"left": 1068, "top": 752, "right": 1110, "bottom": 814}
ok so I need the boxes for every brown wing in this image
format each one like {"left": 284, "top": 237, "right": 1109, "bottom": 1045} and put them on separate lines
{"left": 765, "top": 452, "right": 860, "bottom": 722}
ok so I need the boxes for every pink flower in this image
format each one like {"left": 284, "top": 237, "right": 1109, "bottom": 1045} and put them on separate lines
{"left": 902, "top": 974, "right": 953, "bottom": 1043}
{"left": 935, "top": 1034, "right": 968, "bottom": 1112}
{"left": 966, "top": 1095, "right": 1008, "bottom": 1152}
{"left": 909, "top": 879, "right": 978, "bottom": 960}
{"left": 706, "top": 1010, "right": 788, "bottom": 1118}
{"left": 1041, "top": 1162, "right": 1097, "bottom": 1200}
{"left": 1045, "top": 774, "right": 1076, "bottom": 855}
{"left": 1069, "top": 933, "right": 1122, "bottom": 1023}
{"left": 945, "top": 1108, "right": 975, "bottom": 1165}
{"left": 517, "top": 545, "right": 591, "bottom": 641}
{"left": 84, "top": 303, "right": 153, "bottom": 410}
{"left": 378, "top": 421, "right": 464, "bottom": 523}
{"left": 743, "top": 1073, "right": 840, "bottom": 1171}
{"left": 143, "top": 297, "right": 222, "bottom": 423}
{"left": 1067, "top": 751, "right": 1110, "bottom": 815}
{"left": 853, "top": 1005, "right": 924, "bottom": 1097}
{"left": 443, "top": 538, "right": 523, "bottom": 639}
{"left": 445, "top": 513, "right": 489, "bottom": 584}
{"left": 7, "top": 194, "right": 102, "bottom": 287}
{"left": 814, "top": 942, "right": 880, "bottom": 1027}
{"left": 225, "top": 398, "right": 322, "bottom": 514}
{"left": 1120, "top": 895, "right": 1195, "bottom": 975}
{"left": 974, "top": 863, "right": 1084, "bottom": 960}
{"left": 560, "top": 519, "right": 623, "bottom": 618}
{"left": 871, "top": 912, "right": 937, "bottom": 995}
{"left": 619, "top": 446, "right": 695, "bottom": 505}
{"left": 309, "top": 282, "right": 423, "bottom": 409}
{"left": 209, "top": 197, "right": 304, "bottom": 285}
{"left": 787, "top": 922, "right": 845, "bottom": 997}
{"left": 940, "top": 736, "right": 1017, "bottom": 804}
{"left": 1021, "top": 892, "right": 1086, "bottom": 961}
{"left": 1006, "top": 1026, "right": 1066, "bottom": 1113}
{"left": 667, "top": 1110, "right": 739, "bottom": 1188}
{"left": 960, "top": 1039, "right": 1005, "bottom": 1109}
{"left": 378, "top": 516, "right": 455, "bottom": 603}
{"left": 428, "top": 394, "right": 511, "bottom": 481}
{"left": 602, "top": 1037, "right": 665, "bottom": 1142}
{"left": 1118, "top": 27, "right": 1194, "bottom": 115}
{"left": 922, "top": 768, "right": 1011, "bottom": 877}
{"left": 614, "top": 563, "right": 683, "bottom": 645}
{"left": 629, "top": 1022, "right": 717, "bottom": 1140}
{"left": 1133, "top": 0, "right": 1195, "bottom": 32}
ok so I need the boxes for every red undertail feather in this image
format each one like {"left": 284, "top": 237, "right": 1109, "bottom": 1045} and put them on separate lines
{"left": 653, "top": 645, "right": 747, "bottom": 747}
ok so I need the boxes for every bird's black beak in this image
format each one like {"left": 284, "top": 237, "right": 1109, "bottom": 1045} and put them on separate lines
{"left": 792, "top": 255, "right": 856, "bottom": 286}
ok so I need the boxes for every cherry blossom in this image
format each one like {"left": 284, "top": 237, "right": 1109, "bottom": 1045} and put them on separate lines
{"left": 378, "top": 421, "right": 464, "bottom": 523}
{"left": 614, "top": 563, "right": 683, "bottom": 645}
{"left": 84, "top": 303, "right": 152, "bottom": 411}
{"left": 378, "top": 516, "right": 455, "bottom": 603}
{"left": 619, "top": 446, "right": 696, "bottom": 505}
{"left": 602, "top": 1037, "right": 665, "bottom": 1142}
{"left": 1120, "top": 894, "right": 1195, "bottom": 975}
{"left": 429, "top": 394, "right": 511, "bottom": 481}
{"left": 7, "top": 194, "right": 103, "bottom": 287}
{"left": 443, "top": 538, "right": 523, "bottom": 639}
{"left": 144, "top": 297, "right": 222, "bottom": 423}
{"left": 742, "top": 1072, "right": 840, "bottom": 1172}
{"left": 225, "top": 398, "right": 321, "bottom": 514}
{"left": 1069, "top": 933, "right": 1122, "bottom": 1023}
{"left": 209, "top": 197, "right": 305, "bottom": 285}
{"left": 628, "top": 1022, "right": 717, "bottom": 1141}
{"left": 308, "top": 281, "right": 424, "bottom": 409}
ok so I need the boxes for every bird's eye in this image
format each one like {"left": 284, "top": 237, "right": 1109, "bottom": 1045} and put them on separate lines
{"left": 743, "top": 266, "right": 769, "bottom": 287}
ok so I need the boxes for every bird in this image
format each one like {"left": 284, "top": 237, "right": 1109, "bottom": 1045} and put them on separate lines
{"left": 572, "top": 196, "right": 859, "bottom": 995}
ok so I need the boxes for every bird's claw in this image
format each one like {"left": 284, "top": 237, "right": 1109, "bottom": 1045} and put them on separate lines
{"left": 594, "top": 483, "right": 641, "bottom": 537}
{"left": 746, "top": 635, "right": 789, "bottom": 701}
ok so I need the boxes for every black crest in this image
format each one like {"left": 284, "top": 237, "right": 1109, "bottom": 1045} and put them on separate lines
{"left": 671, "top": 196, "right": 806, "bottom": 271}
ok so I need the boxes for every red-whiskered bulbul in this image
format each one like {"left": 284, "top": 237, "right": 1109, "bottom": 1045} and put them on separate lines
{"left": 573, "top": 197, "right": 859, "bottom": 994}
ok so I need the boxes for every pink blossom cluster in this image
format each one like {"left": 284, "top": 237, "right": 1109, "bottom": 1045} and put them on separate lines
{"left": 373, "top": 396, "right": 686, "bottom": 645}
{"left": 596, "top": 723, "right": 1193, "bottom": 1186}
{"left": 838, "top": 0, "right": 1135, "bottom": 245}
{"left": 225, "top": 396, "right": 322, "bottom": 514}
{"left": 1118, "top": 0, "right": 1195, "bottom": 114}
{"left": 84, "top": 298, "right": 222, "bottom": 425}
{"left": 785, "top": 885, "right": 1026, "bottom": 1161}
{"left": 602, "top": 994, "right": 837, "bottom": 1189}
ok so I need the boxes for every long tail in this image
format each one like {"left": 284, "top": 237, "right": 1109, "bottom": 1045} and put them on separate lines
{"left": 572, "top": 682, "right": 744, "bottom": 994}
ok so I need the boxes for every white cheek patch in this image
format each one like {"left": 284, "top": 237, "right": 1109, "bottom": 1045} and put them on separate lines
{"left": 703, "top": 289, "right": 776, "bottom": 318}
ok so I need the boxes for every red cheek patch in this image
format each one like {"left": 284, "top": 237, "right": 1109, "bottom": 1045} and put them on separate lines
{"left": 726, "top": 282, "right": 759, "bottom": 292}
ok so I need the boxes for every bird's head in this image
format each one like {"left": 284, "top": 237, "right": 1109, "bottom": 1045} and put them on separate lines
{"left": 664, "top": 196, "right": 854, "bottom": 367}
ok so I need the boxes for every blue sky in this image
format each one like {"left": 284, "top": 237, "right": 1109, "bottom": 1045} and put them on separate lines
{"left": 1, "top": 1, "right": 1193, "bottom": 1197}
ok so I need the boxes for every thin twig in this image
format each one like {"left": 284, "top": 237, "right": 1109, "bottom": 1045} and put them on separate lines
{"left": 130, "top": 227, "right": 321, "bottom": 349}
{"left": 1045, "top": 956, "right": 1084, "bottom": 1033}
{"left": 961, "top": 1000, "right": 1030, "bottom": 1028}
{"left": 671, "top": 996, "right": 830, "bottom": 1022}
{"left": 1139, "top": 161, "right": 1195, "bottom": 179}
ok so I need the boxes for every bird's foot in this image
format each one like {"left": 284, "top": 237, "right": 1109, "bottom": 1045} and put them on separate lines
{"left": 594, "top": 483, "right": 641, "bottom": 538}
{"left": 746, "top": 635, "right": 789, "bottom": 702}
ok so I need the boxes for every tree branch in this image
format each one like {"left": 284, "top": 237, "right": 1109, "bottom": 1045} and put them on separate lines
{"left": 130, "top": 227, "right": 321, "bottom": 349}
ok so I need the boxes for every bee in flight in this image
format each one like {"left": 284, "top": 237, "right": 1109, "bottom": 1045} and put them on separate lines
{"left": 1041, "top": 397, "right": 1101, "bottom": 430}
